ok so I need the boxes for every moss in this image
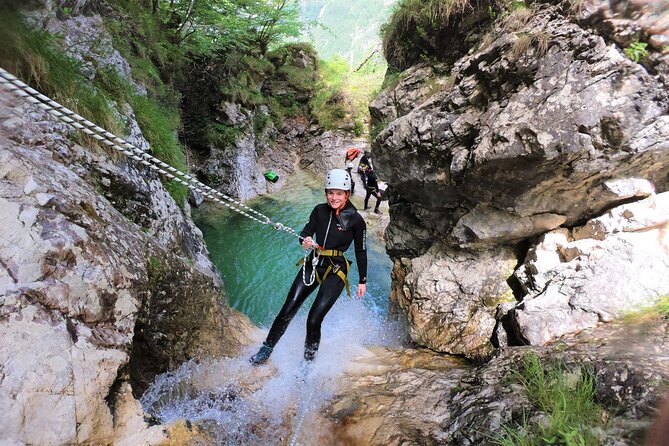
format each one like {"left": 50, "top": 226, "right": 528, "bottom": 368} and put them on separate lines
{"left": 482, "top": 288, "right": 516, "bottom": 307}
{"left": 148, "top": 255, "right": 163, "bottom": 282}
{"left": 207, "top": 123, "right": 241, "bottom": 148}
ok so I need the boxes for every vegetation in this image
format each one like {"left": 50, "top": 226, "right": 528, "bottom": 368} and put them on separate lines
{"left": 622, "top": 295, "right": 669, "bottom": 323}
{"left": 624, "top": 41, "right": 649, "bottom": 63}
{"left": 298, "top": 1, "right": 394, "bottom": 134}
{"left": 494, "top": 352, "right": 605, "bottom": 446}
{"left": 1, "top": 0, "right": 391, "bottom": 202}
{"left": 1, "top": 0, "right": 309, "bottom": 204}
{"left": 381, "top": 0, "right": 537, "bottom": 70}
{"left": 381, "top": 0, "right": 476, "bottom": 70}
{"left": 0, "top": 10, "right": 123, "bottom": 135}
{"left": 300, "top": 0, "right": 397, "bottom": 70}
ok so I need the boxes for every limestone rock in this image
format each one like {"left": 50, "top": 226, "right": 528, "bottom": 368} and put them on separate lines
{"left": 390, "top": 243, "right": 517, "bottom": 359}
{"left": 375, "top": 1, "right": 669, "bottom": 354}
{"left": 505, "top": 192, "right": 669, "bottom": 346}
{"left": 0, "top": 88, "right": 258, "bottom": 445}
{"left": 324, "top": 317, "right": 669, "bottom": 445}
{"left": 375, "top": 4, "right": 669, "bottom": 242}
{"left": 369, "top": 63, "right": 453, "bottom": 129}
{"left": 576, "top": 0, "right": 669, "bottom": 72}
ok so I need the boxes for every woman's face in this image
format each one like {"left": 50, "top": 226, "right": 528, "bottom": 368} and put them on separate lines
{"left": 326, "top": 189, "right": 349, "bottom": 209}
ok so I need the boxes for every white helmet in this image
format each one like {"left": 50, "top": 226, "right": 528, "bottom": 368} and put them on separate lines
{"left": 325, "top": 169, "right": 351, "bottom": 191}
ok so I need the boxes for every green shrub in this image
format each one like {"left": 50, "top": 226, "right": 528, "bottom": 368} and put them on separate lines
{"left": 494, "top": 352, "right": 604, "bottom": 446}
{"left": 309, "top": 87, "right": 349, "bottom": 130}
{"left": 382, "top": 0, "right": 475, "bottom": 70}
{"left": 207, "top": 123, "right": 240, "bottom": 148}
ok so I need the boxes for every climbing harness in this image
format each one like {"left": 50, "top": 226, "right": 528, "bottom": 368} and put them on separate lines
{"left": 301, "top": 250, "right": 351, "bottom": 297}
{"left": 0, "top": 67, "right": 308, "bottom": 243}
{"left": 298, "top": 211, "right": 352, "bottom": 296}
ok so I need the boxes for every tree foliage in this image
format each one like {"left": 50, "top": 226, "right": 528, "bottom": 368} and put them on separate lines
{"left": 160, "top": 0, "right": 303, "bottom": 54}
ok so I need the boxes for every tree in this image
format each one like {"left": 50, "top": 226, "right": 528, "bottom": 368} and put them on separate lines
{"left": 161, "top": 0, "right": 303, "bottom": 55}
{"left": 237, "top": 0, "right": 303, "bottom": 54}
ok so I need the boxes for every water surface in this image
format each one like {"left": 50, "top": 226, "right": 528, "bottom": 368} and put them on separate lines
{"left": 193, "top": 168, "right": 392, "bottom": 326}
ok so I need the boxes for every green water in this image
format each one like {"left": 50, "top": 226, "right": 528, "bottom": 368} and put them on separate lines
{"left": 193, "top": 169, "right": 392, "bottom": 326}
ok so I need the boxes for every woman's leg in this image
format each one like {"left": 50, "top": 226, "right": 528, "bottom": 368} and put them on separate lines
{"left": 251, "top": 269, "right": 319, "bottom": 365}
{"left": 304, "top": 274, "right": 345, "bottom": 360}
{"left": 374, "top": 191, "right": 382, "bottom": 212}
{"left": 265, "top": 270, "right": 319, "bottom": 348}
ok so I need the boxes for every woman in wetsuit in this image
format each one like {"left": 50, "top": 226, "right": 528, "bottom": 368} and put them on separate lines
{"left": 250, "top": 169, "right": 367, "bottom": 365}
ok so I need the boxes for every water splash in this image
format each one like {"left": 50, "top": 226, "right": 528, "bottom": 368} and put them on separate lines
{"left": 166, "top": 168, "right": 399, "bottom": 442}
{"left": 141, "top": 297, "right": 402, "bottom": 444}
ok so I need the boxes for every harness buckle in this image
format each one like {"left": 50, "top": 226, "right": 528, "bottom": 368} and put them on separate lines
{"left": 332, "top": 264, "right": 340, "bottom": 273}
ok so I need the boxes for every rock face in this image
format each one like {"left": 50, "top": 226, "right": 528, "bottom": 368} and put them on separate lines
{"left": 391, "top": 243, "right": 517, "bottom": 360}
{"left": 322, "top": 315, "right": 669, "bottom": 445}
{"left": 181, "top": 44, "right": 320, "bottom": 201}
{"left": 0, "top": 88, "right": 257, "bottom": 444}
{"left": 372, "top": 0, "right": 669, "bottom": 358}
{"left": 296, "top": 128, "right": 370, "bottom": 193}
{"left": 505, "top": 192, "right": 669, "bottom": 346}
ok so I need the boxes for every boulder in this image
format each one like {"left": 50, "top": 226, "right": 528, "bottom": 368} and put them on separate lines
{"left": 374, "top": 2, "right": 669, "bottom": 355}
{"left": 503, "top": 192, "right": 669, "bottom": 345}
{"left": 375, "top": 6, "right": 669, "bottom": 242}
{"left": 390, "top": 243, "right": 517, "bottom": 359}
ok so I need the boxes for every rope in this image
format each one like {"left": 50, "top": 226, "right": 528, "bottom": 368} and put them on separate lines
{"left": 301, "top": 211, "right": 332, "bottom": 287}
{"left": 0, "top": 66, "right": 305, "bottom": 241}
{"left": 288, "top": 369, "right": 318, "bottom": 446}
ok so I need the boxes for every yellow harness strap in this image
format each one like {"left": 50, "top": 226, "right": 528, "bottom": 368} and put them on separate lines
{"left": 296, "top": 249, "right": 352, "bottom": 297}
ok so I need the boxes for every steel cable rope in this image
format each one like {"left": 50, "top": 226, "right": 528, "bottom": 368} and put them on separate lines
{"left": 0, "top": 66, "right": 307, "bottom": 241}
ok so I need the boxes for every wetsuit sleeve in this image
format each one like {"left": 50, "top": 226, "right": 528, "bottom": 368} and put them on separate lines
{"left": 299, "top": 205, "right": 318, "bottom": 245}
{"left": 354, "top": 215, "right": 367, "bottom": 284}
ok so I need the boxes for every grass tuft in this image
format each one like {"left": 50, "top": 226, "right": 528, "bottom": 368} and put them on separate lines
{"left": 0, "top": 9, "right": 123, "bottom": 135}
{"left": 622, "top": 295, "right": 669, "bottom": 323}
{"left": 494, "top": 352, "right": 605, "bottom": 446}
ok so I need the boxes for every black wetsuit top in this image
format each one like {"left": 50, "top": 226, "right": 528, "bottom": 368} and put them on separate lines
{"left": 300, "top": 201, "right": 367, "bottom": 284}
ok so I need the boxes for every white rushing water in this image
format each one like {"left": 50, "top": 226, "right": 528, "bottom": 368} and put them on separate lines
{"left": 141, "top": 296, "right": 402, "bottom": 445}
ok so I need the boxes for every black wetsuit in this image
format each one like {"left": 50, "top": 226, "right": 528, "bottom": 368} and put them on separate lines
{"left": 358, "top": 154, "right": 372, "bottom": 187}
{"left": 364, "top": 171, "right": 381, "bottom": 212}
{"left": 263, "top": 200, "right": 367, "bottom": 360}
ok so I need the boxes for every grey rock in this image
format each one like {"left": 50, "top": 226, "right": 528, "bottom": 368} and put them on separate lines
{"left": 0, "top": 88, "right": 259, "bottom": 445}
{"left": 505, "top": 193, "right": 669, "bottom": 345}
{"left": 324, "top": 317, "right": 669, "bottom": 445}
{"left": 373, "top": 2, "right": 669, "bottom": 357}
{"left": 390, "top": 242, "right": 517, "bottom": 359}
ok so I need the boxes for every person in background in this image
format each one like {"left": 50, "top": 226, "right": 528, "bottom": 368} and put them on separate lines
{"left": 358, "top": 150, "right": 372, "bottom": 187}
{"left": 249, "top": 169, "right": 367, "bottom": 366}
{"left": 344, "top": 148, "right": 361, "bottom": 195}
{"left": 364, "top": 168, "right": 382, "bottom": 214}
